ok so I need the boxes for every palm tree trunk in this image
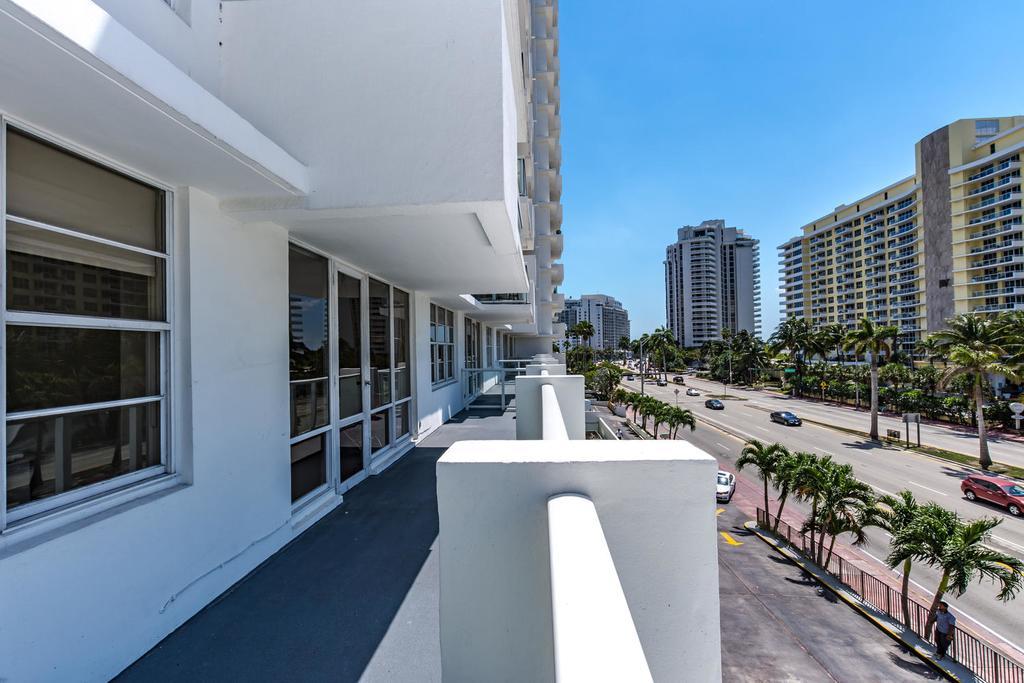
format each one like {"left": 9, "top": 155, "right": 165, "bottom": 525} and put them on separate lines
{"left": 870, "top": 358, "right": 879, "bottom": 440}
{"left": 772, "top": 490, "right": 789, "bottom": 533}
{"left": 824, "top": 535, "right": 838, "bottom": 569}
{"left": 975, "top": 379, "right": 991, "bottom": 470}
{"left": 808, "top": 499, "right": 817, "bottom": 559}
{"left": 924, "top": 572, "right": 951, "bottom": 639}
{"left": 763, "top": 478, "right": 770, "bottom": 523}
{"left": 900, "top": 559, "right": 912, "bottom": 630}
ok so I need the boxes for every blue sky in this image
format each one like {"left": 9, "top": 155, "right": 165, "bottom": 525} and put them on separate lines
{"left": 558, "top": 0, "right": 1024, "bottom": 339}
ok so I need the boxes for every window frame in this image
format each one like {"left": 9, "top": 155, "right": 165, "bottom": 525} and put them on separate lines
{"left": 1, "top": 117, "right": 176, "bottom": 531}
{"left": 430, "top": 303, "right": 456, "bottom": 388}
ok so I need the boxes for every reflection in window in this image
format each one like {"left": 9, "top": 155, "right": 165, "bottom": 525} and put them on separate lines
{"left": 7, "top": 221, "right": 165, "bottom": 321}
{"left": 395, "top": 401, "right": 410, "bottom": 439}
{"left": 6, "top": 402, "right": 160, "bottom": 509}
{"left": 369, "top": 278, "right": 391, "bottom": 408}
{"left": 4, "top": 128, "right": 168, "bottom": 516}
{"left": 7, "top": 327, "right": 159, "bottom": 413}
{"left": 393, "top": 288, "right": 410, "bottom": 401}
{"left": 338, "top": 421, "right": 363, "bottom": 481}
{"left": 290, "top": 433, "right": 326, "bottom": 502}
{"left": 430, "top": 304, "right": 455, "bottom": 385}
{"left": 338, "top": 272, "right": 362, "bottom": 419}
{"left": 289, "top": 245, "right": 329, "bottom": 437}
{"left": 370, "top": 409, "right": 390, "bottom": 453}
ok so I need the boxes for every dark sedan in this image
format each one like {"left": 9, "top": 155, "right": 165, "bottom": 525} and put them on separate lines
{"left": 705, "top": 399, "right": 724, "bottom": 410}
{"left": 770, "top": 411, "right": 802, "bottom": 426}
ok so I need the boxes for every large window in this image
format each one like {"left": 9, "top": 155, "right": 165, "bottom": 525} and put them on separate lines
{"left": 289, "top": 245, "right": 329, "bottom": 502}
{"left": 4, "top": 127, "right": 169, "bottom": 522}
{"left": 430, "top": 304, "right": 455, "bottom": 386}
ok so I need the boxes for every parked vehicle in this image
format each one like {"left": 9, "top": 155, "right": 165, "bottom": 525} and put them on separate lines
{"left": 770, "top": 411, "right": 802, "bottom": 426}
{"left": 716, "top": 470, "right": 736, "bottom": 502}
{"left": 961, "top": 475, "right": 1024, "bottom": 516}
{"left": 705, "top": 399, "right": 724, "bottom": 410}
{"left": 672, "top": 376, "right": 686, "bottom": 385}
{"left": 686, "top": 388, "right": 700, "bottom": 397}
{"left": 625, "top": 374, "right": 635, "bottom": 381}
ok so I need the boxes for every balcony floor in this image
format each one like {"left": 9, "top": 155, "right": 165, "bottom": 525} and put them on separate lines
{"left": 118, "top": 406, "right": 514, "bottom": 683}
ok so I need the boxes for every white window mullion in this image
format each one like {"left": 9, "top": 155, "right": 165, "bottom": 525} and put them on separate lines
{"left": 0, "top": 116, "right": 8, "bottom": 532}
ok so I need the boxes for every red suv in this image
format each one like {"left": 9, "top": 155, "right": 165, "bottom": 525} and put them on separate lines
{"left": 961, "top": 475, "right": 1024, "bottom": 517}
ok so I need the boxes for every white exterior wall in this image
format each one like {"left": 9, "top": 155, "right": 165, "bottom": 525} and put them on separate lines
{"left": 0, "top": 189, "right": 299, "bottom": 682}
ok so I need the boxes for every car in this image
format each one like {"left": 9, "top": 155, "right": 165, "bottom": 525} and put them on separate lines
{"left": 705, "top": 399, "right": 724, "bottom": 410}
{"left": 625, "top": 374, "right": 635, "bottom": 381}
{"left": 672, "top": 375, "right": 686, "bottom": 385}
{"left": 961, "top": 475, "right": 1024, "bottom": 516}
{"left": 716, "top": 470, "right": 736, "bottom": 502}
{"left": 686, "top": 388, "right": 700, "bottom": 396}
{"left": 770, "top": 411, "right": 802, "bottom": 426}
{"left": 656, "top": 379, "right": 668, "bottom": 387}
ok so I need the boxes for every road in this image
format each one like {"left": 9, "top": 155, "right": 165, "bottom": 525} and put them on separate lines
{"left": 663, "top": 373, "right": 1024, "bottom": 469}
{"left": 621, "top": 376, "right": 1024, "bottom": 658}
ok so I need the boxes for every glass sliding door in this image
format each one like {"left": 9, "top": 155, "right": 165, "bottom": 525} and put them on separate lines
{"left": 393, "top": 289, "right": 412, "bottom": 442}
{"left": 368, "top": 279, "right": 391, "bottom": 409}
{"left": 465, "top": 317, "right": 481, "bottom": 396}
{"left": 337, "top": 269, "right": 364, "bottom": 485}
{"left": 288, "top": 245, "right": 330, "bottom": 503}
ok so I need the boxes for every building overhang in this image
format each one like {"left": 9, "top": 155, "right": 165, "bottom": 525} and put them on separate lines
{"left": 0, "top": 0, "right": 308, "bottom": 198}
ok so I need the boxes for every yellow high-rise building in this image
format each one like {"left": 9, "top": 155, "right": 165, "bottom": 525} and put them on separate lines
{"left": 779, "top": 116, "right": 1024, "bottom": 355}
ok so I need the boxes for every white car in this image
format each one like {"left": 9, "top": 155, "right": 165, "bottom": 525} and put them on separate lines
{"left": 716, "top": 471, "right": 736, "bottom": 502}
{"left": 686, "top": 388, "right": 700, "bottom": 396}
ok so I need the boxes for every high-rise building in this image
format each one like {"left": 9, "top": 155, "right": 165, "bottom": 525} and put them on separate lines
{"left": 558, "top": 294, "right": 631, "bottom": 350}
{"left": 778, "top": 117, "right": 1024, "bottom": 354}
{"left": 0, "top": 2, "right": 567, "bottom": 678}
{"left": 664, "top": 220, "right": 761, "bottom": 347}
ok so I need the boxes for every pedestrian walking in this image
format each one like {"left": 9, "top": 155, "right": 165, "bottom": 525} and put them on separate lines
{"left": 934, "top": 601, "right": 956, "bottom": 661}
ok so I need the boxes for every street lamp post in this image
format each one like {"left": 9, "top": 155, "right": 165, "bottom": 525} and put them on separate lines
{"left": 639, "top": 338, "right": 647, "bottom": 396}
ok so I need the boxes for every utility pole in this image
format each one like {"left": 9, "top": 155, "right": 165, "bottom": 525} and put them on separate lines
{"left": 639, "top": 338, "right": 647, "bottom": 396}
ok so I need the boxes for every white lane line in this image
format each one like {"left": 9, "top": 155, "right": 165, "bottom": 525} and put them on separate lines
{"left": 859, "top": 548, "right": 1024, "bottom": 655}
{"left": 994, "top": 535, "right": 1024, "bottom": 553}
{"left": 872, "top": 485, "right": 896, "bottom": 497}
{"left": 754, "top": 425, "right": 770, "bottom": 433}
{"left": 908, "top": 481, "right": 947, "bottom": 496}
{"left": 715, "top": 442, "right": 728, "bottom": 449}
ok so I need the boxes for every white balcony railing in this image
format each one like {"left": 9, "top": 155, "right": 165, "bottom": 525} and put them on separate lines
{"left": 436, "top": 354, "right": 722, "bottom": 681}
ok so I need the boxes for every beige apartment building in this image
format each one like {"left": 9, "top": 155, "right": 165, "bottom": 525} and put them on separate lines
{"left": 779, "top": 116, "right": 1024, "bottom": 354}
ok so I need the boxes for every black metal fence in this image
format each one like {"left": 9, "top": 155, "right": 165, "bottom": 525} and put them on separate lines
{"left": 756, "top": 508, "right": 1024, "bottom": 683}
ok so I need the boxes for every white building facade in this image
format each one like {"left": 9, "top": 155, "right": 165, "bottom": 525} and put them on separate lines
{"left": 558, "top": 294, "right": 630, "bottom": 351}
{"left": 0, "top": 1, "right": 563, "bottom": 680}
{"left": 665, "top": 219, "right": 761, "bottom": 347}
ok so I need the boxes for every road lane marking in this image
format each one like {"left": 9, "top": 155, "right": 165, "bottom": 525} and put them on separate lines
{"left": 720, "top": 531, "right": 743, "bottom": 546}
{"left": 908, "top": 481, "right": 947, "bottom": 496}
{"left": 994, "top": 535, "right": 1024, "bottom": 553}
{"left": 716, "top": 508, "right": 725, "bottom": 516}
{"left": 715, "top": 442, "right": 728, "bottom": 449}
{"left": 872, "top": 485, "right": 896, "bottom": 497}
{"left": 754, "top": 426, "right": 770, "bottom": 433}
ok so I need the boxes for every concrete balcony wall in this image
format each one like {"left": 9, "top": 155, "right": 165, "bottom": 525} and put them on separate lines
{"left": 437, "top": 440, "right": 721, "bottom": 682}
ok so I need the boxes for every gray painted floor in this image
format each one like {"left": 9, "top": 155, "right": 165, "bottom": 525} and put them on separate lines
{"left": 120, "top": 406, "right": 938, "bottom": 682}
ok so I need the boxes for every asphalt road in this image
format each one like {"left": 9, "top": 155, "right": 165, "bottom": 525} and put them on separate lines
{"left": 621, "top": 376, "right": 1024, "bottom": 659}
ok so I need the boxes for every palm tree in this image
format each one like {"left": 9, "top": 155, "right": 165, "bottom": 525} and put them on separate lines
{"left": 651, "top": 403, "right": 672, "bottom": 439}
{"left": 813, "top": 462, "right": 875, "bottom": 566}
{"left": 938, "top": 346, "right": 1019, "bottom": 469}
{"left": 845, "top": 318, "right": 899, "bottom": 440}
{"left": 647, "top": 326, "right": 677, "bottom": 381}
{"left": 877, "top": 490, "right": 920, "bottom": 629}
{"left": 668, "top": 406, "right": 696, "bottom": 439}
{"left": 916, "top": 336, "right": 944, "bottom": 366}
{"left": 930, "top": 313, "right": 1021, "bottom": 470}
{"left": 895, "top": 509, "right": 1023, "bottom": 638}
{"left": 817, "top": 323, "right": 847, "bottom": 363}
{"left": 769, "top": 318, "right": 819, "bottom": 396}
{"left": 792, "top": 454, "right": 833, "bottom": 561}
{"left": 737, "top": 440, "right": 783, "bottom": 522}
{"left": 575, "top": 320, "right": 595, "bottom": 349}
{"left": 770, "top": 448, "right": 809, "bottom": 533}
{"left": 618, "top": 336, "right": 631, "bottom": 366}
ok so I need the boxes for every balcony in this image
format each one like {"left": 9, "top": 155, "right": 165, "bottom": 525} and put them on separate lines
{"left": 963, "top": 221, "right": 1023, "bottom": 242}
{"left": 968, "top": 239, "right": 1023, "bottom": 255}
{"left": 967, "top": 206, "right": 1021, "bottom": 227}
{"left": 965, "top": 159, "right": 1020, "bottom": 183}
